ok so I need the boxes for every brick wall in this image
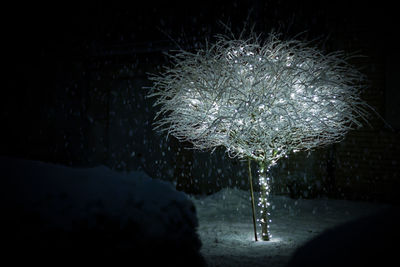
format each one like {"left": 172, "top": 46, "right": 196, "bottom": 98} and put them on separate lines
{"left": 272, "top": 4, "right": 400, "bottom": 203}
{"left": 335, "top": 130, "right": 399, "bottom": 202}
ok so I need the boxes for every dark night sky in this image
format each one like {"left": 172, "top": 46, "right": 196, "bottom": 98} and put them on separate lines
{"left": 3, "top": 0, "right": 390, "bottom": 96}
{"left": 1, "top": 0, "right": 395, "bottom": 163}
{"left": 3, "top": 1, "right": 390, "bottom": 57}
{"left": 3, "top": 0, "right": 391, "bottom": 71}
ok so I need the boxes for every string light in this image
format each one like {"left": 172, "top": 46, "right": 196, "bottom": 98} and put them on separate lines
{"left": 257, "top": 161, "right": 272, "bottom": 240}
{"left": 148, "top": 30, "right": 370, "bottom": 241}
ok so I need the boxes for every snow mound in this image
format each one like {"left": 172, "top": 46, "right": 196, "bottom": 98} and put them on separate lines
{"left": 0, "top": 157, "right": 204, "bottom": 266}
{"left": 287, "top": 207, "right": 400, "bottom": 267}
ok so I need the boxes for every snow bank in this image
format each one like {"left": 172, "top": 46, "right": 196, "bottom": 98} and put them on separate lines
{"left": 0, "top": 157, "right": 204, "bottom": 266}
{"left": 287, "top": 207, "right": 400, "bottom": 267}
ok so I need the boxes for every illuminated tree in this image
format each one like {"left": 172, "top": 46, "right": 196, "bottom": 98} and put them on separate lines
{"left": 148, "top": 32, "right": 369, "bottom": 241}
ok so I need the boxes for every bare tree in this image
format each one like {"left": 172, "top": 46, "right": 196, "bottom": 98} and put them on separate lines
{"left": 148, "top": 32, "right": 370, "bottom": 241}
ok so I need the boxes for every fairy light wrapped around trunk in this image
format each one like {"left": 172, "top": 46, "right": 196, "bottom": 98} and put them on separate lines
{"left": 147, "top": 31, "right": 370, "bottom": 241}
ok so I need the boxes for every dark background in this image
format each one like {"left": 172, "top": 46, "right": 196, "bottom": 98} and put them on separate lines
{"left": 2, "top": 1, "right": 399, "bottom": 202}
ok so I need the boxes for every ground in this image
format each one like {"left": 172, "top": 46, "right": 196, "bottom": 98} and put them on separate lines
{"left": 0, "top": 157, "right": 395, "bottom": 266}
{"left": 192, "top": 188, "right": 391, "bottom": 267}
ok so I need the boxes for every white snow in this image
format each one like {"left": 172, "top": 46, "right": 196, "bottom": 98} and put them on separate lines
{"left": 192, "top": 188, "right": 394, "bottom": 267}
{"left": 1, "top": 156, "right": 397, "bottom": 266}
{"left": 0, "top": 157, "right": 203, "bottom": 265}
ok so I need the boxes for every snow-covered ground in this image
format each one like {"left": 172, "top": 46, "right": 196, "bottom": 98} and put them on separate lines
{"left": 1, "top": 156, "right": 398, "bottom": 266}
{"left": 192, "top": 188, "right": 397, "bottom": 267}
{"left": 0, "top": 157, "right": 204, "bottom": 265}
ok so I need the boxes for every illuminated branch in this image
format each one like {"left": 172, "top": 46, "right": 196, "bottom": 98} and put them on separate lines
{"left": 148, "top": 32, "right": 370, "bottom": 241}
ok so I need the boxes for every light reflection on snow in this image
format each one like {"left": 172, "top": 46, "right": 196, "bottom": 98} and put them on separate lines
{"left": 194, "top": 188, "right": 385, "bottom": 267}
{"left": 256, "top": 236, "right": 282, "bottom": 244}
{"left": 247, "top": 234, "right": 282, "bottom": 244}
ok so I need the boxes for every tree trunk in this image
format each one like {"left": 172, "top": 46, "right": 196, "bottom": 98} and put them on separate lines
{"left": 248, "top": 159, "right": 258, "bottom": 241}
{"left": 258, "top": 160, "right": 271, "bottom": 241}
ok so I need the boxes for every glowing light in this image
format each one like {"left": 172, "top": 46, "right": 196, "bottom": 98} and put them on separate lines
{"left": 149, "top": 30, "right": 370, "bottom": 242}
